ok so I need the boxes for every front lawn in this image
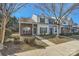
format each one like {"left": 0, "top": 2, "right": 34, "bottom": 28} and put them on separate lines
{"left": 1, "top": 38, "right": 48, "bottom": 56}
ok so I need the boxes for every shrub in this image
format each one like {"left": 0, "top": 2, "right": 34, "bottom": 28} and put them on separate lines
{"left": 10, "top": 34, "right": 20, "bottom": 40}
{"left": 24, "top": 37, "right": 35, "bottom": 44}
{"left": 60, "top": 33, "right": 73, "bottom": 36}
{"left": 73, "top": 32, "right": 79, "bottom": 35}
{"left": 13, "top": 36, "right": 20, "bottom": 44}
{"left": 5, "top": 29, "right": 12, "bottom": 39}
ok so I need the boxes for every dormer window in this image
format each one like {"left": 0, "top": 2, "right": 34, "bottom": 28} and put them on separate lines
{"left": 40, "top": 17, "right": 45, "bottom": 23}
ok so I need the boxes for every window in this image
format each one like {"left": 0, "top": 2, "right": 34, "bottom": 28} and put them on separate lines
{"left": 72, "top": 27, "right": 77, "bottom": 32}
{"left": 23, "top": 27, "right": 31, "bottom": 35}
{"left": 64, "top": 25, "right": 68, "bottom": 29}
{"left": 40, "top": 27, "right": 47, "bottom": 34}
{"left": 63, "top": 22, "right": 66, "bottom": 24}
{"left": 40, "top": 17, "right": 45, "bottom": 23}
{"left": 49, "top": 19, "right": 54, "bottom": 24}
{"left": 23, "top": 27, "right": 31, "bottom": 32}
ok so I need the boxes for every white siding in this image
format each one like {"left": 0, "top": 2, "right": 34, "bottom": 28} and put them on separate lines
{"left": 45, "top": 18, "right": 48, "bottom": 23}
{"left": 32, "top": 14, "right": 37, "bottom": 22}
{"left": 37, "top": 24, "right": 49, "bottom": 35}
{"left": 32, "top": 14, "right": 74, "bottom": 35}
{"left": 37, "top": 17, "right": 40, "bottom": 23}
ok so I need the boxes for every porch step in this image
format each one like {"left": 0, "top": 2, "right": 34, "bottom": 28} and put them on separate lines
{"left": 35, "top": 36, "right": 55, "bottom": 46}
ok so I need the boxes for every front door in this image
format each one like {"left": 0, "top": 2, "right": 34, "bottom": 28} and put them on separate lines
{"left": 50, "top": 28, "right": 52, "bottom": 35}
{"left": 53, "top": 27, "right": 57, "bottom": 34}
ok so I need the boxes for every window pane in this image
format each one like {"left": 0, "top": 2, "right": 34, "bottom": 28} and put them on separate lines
{"left": 49, "top": 19, "right": 54, "bottom": 24}
{"left": 40, "top": 27, "right": 47, "bottom": 34}
{"left": 23, "top": 27, "right": 31, "bottom": 35}
{"left": 40, "top": 18, "right": 45, "bottom": 23}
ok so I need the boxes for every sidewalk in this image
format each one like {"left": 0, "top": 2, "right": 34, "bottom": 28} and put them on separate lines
{"left": 15, "top": 40, "right": 79, "bottom": 56}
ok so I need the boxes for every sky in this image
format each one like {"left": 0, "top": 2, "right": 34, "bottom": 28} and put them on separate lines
{"left": 12, "top": 3, "right": 79, "bottom": 25}
{"left": 12, "top": 4, "right": 42, "bottom": 18}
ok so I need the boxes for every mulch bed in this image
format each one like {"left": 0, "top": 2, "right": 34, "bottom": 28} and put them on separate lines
{"left": 1, "top": 42, "right": 36, "bottom": 56}
{"left": 1, "top": 42, "right": 20, "bottom": 55}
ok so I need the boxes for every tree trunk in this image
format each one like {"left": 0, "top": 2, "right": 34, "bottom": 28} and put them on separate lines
{"left": 56, "top": 25, "right": 59, "bottom": 37}
{"left": 1, "top": 16, "right": 7, "bottom": 44}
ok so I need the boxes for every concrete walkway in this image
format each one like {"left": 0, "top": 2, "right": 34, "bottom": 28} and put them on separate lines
{"left": 14, "top": 40, "right": 79, "bottom": 56}
{"left": 35, "top": 36, "right": 55, "bottom": 46}
{"left": 41, "top": 40, "right": 55, "bottom": 46}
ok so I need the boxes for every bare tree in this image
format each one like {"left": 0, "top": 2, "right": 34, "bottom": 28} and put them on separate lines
{"left": 0, "top": 3, "right": 27, "bottom": 44}
{"left": 34, "top": 3, "right": 79, "bottom": 37}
